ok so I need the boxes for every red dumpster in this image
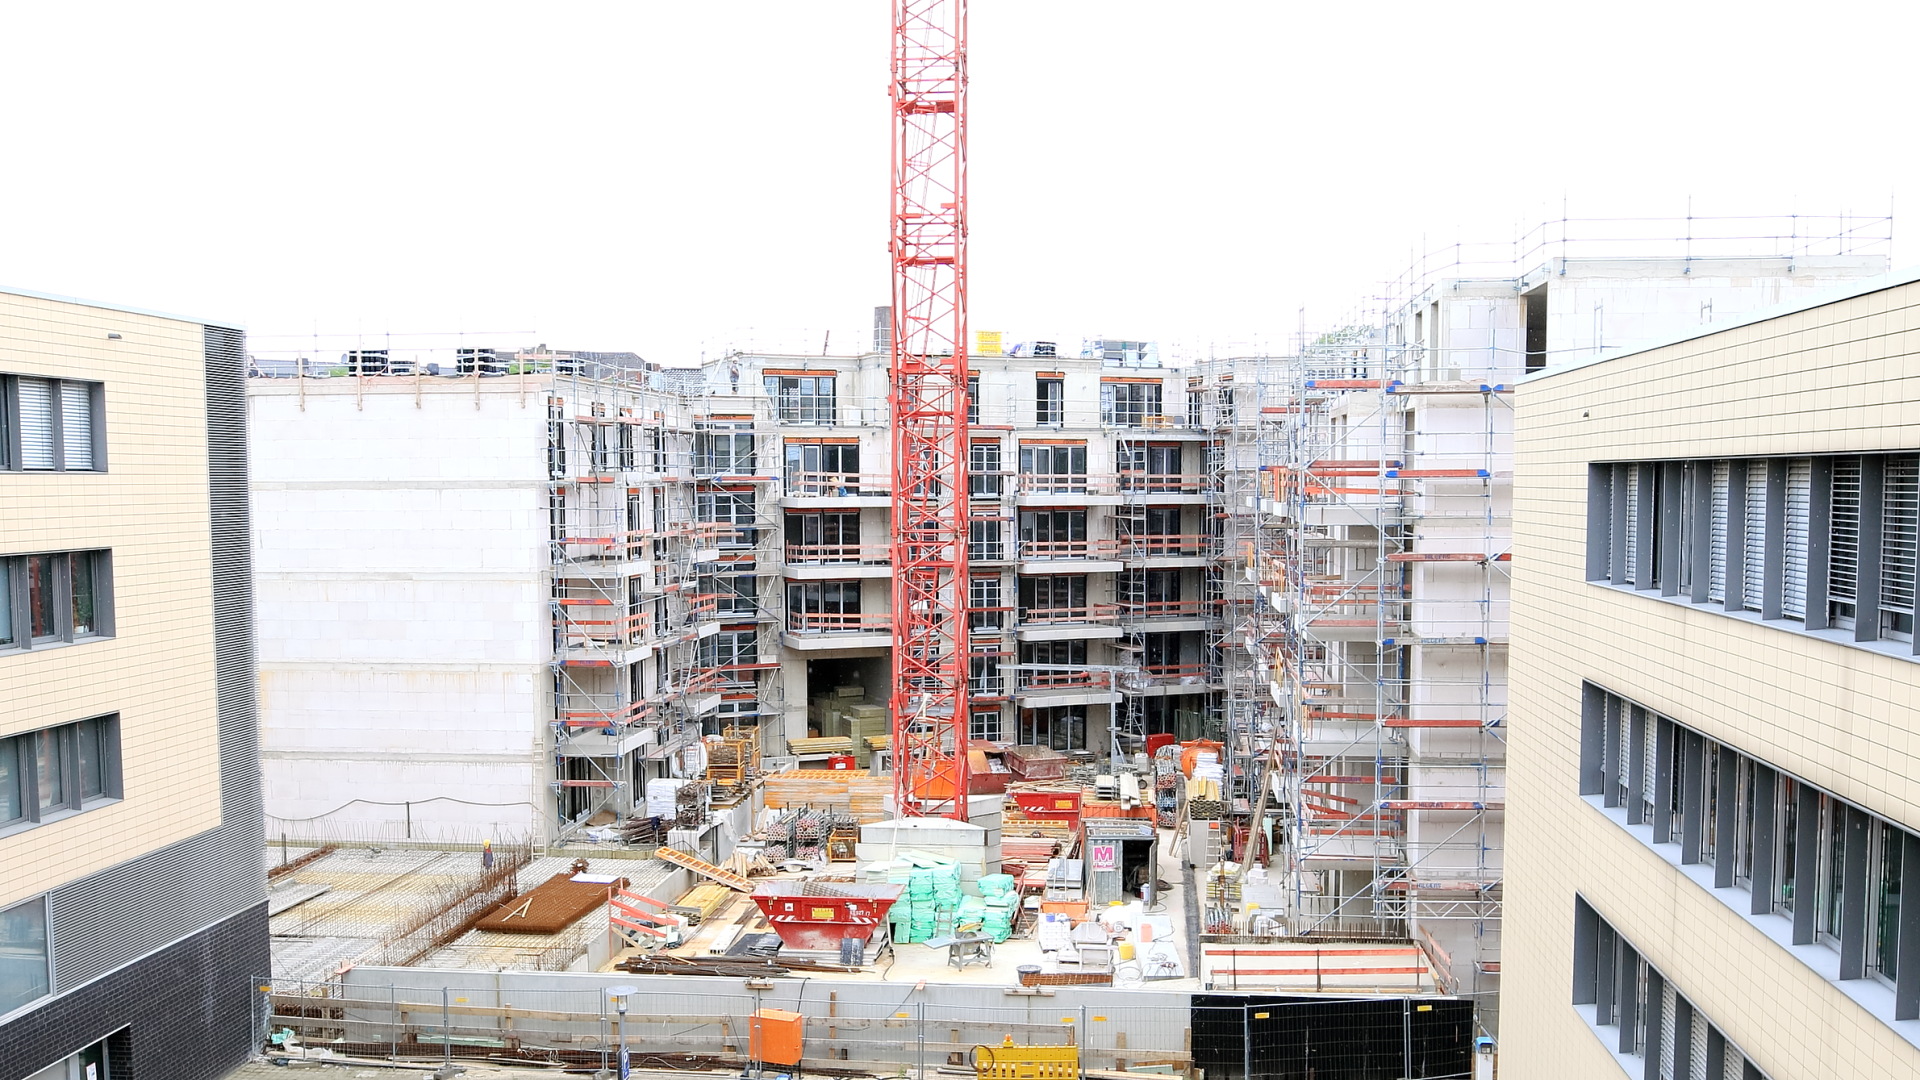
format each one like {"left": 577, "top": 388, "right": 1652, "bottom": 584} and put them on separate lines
{"left": 1011, "top": 790, "right": 1083, "bottom": 823}
{"left": 751, "top": 880, "right": 904, "bottom": 950}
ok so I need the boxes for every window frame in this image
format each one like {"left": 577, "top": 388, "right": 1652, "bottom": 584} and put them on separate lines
{"left": 0, "top": 895, "right": 51, "bottom": 1017}
{"left": 764, "top": 374, "right": 838, "bottom": 424}
{"left": 1, "top": 374, "right": 106, "bottom": 474}
{"left": 1590, "top": 451, "right": 1920, "bottom": 662}
{"left": 0, "top": 714, "right": 123, "bottom": 838}
{"left": 1581, "top": 680, "right": 1920, "bottom": 1025}
{"left": 1035, "top": 377, "right": 1064, "bottom": 425}
{"left": 0, "top": 550, "right": 114, "bottom": 654}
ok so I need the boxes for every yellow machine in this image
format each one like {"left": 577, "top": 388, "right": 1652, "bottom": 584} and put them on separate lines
{"left": 971, "top": 1037, "right": 1080, "bottom": 1080}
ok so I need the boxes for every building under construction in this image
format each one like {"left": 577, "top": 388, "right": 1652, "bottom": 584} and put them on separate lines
{"left": 1202, "top": 215, "right": 1893, "bottom": 1021}
{"left": 244, "top": 217, "right": 1895, "bottom": 1066}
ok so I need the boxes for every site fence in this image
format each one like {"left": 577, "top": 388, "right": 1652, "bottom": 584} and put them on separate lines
{"left": 258, "top": 975, "right": 1478, "bottom": 1080}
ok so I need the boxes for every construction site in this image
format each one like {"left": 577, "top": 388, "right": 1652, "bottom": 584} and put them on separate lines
{"left": 236, "top": 2, "right": 1901, "bottom": 1078}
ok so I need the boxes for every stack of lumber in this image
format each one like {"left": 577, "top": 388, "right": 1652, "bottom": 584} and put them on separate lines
{"left": 673, "top": 883, "right": 736, "bottom": 924}
{"left": 789, "top": 735, "right": 854, "bottom": 756}
{"left": 1001, "top": 835, "right": 1062, "bottom": 865}
{"left": 761, "top": 773, "right": 890, "bottom": 822}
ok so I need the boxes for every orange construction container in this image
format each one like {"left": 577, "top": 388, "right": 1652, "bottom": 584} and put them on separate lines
{"left": 751, "top": 1008, "right": 805, "bottom": 1067}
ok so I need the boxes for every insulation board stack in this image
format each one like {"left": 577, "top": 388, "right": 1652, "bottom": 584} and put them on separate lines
{"left": 977, "top": 872, "right": 1017, "bottom": 942}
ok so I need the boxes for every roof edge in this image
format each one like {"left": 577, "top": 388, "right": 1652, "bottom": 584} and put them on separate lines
{"left": 0, "top": 284, "right": 245, "bottom": 332}
{"left": 1516, "top": 261, "right": 1920, "bottom": 385}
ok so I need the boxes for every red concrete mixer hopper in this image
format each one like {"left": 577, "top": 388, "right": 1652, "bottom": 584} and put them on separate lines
{"left": 750, "top": 880, "right": 904, "bottom": 951}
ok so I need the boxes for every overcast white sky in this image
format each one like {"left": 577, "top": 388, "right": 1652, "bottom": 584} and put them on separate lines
{"left": 1, "top": 1, "right": 1914, "bottom": 365}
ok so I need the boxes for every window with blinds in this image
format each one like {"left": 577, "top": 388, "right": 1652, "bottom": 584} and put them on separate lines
{"left": 1594, "top": 452, "right": 1920, "bottom": 648}
{"left": 16, "top": 378, "right": 56, "bottom": 469}
{"left": 59, "top": 383, "right": 93, "bottom": 470}
{"left": 1641, "top": 707, "right": 1658, "bottom": 816}
{"left": 1743, "top": 466, "right": 1767, "bottom": 612}
{"left": 1828, "top": 456, "right": 1861, "bottom": 625}
{"left": 1782, "top": 459, "right": 1812, "bottom": 619}
{"left": 1576, "top": 896, "right": 1772, "bottom": 1080}
{"left": 1624, "top": 466, "right": 1640, "bottom": 584}
{"left": 1884, "top": 455, "right": 1918, "bottom": 640}
{"left": 1688, "top": 1006, "right": 1710, "bottom": 1080}
{"left": 1708, "top": 462, "right": 1730, "bottom": 602}
{"left": 5, "top": 375, "right": 101, "bottom": 472}
{"left": 1658, "top": 980, "right": 1678, "bottom": 1079}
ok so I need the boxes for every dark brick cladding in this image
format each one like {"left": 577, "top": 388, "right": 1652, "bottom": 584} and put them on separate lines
{"left": 0, "top": 903, "right": 269, "bottom": 1080}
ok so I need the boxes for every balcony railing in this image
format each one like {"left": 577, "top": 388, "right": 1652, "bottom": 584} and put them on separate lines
{"left": 554, "top": 693, "right": 662, "bottom": 729}
{"left": 786, "top": 611, "right": 894, "bottom": 634}
{"left": 968, "top": 674, "right": 1009, "bottom": 698}
{"left": 783, "top": 472, "right": 893, "bottom": 498}
{"left": 1116, "top": 472, "right": 1207, "bottom": 494}
{"left": 1119, "top": 663, "right": 1214, "bottom": 690}
{"left": 1117, "top": 599, "right": 1215, "bottom": 620}
{"left": 1017, "top": 603, "right": 1121, "bottom": 626}
{"left": 554, "top": 609, "right": 652, "bottom": 648}
{"left": 1116, "top": 533, "right": 1214, "bottom": 558}
{"left": 784, "top": 542, "right": 890, "bottom": 566}
{"left": 1016, "top": 668, "right": 1115, "bottom": 692}
{"left": 1013, "top": 473, "right": 1211, "bottom": 497}
{"left": 1017, "top": 539, "right": 1124, "bottom": 561}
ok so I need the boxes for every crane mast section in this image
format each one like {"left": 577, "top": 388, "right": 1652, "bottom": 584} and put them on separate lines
{"left": 889, "top": 0, "right": 971, "bottom": 819}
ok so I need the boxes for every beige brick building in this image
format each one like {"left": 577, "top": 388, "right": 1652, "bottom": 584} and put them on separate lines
{"left": 0, "top": 289, "right": 267, "bottom": 1079}
{"left": 1505, "top": 268, "right": 1920, "bottom": 1077}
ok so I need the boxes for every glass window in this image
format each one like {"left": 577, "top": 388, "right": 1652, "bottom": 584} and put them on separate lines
{"left": 765, "top": 375, "right": 837, "bottom": 423}
{"left": 1777, "top": 778, "right": 1799, "bottom": 913}
{"left": 27, "top": 555, "right": 54, "bottom": 641}
{"left": 76, "top": 718, "right": 106, "bottom": 800}
{"left": 1817, "top": 795, "right": 1846, "bottom": 944}
{"left": 1036, "top": 378, "right": 1063, "bottom": 424}
{"left": 0, "top": 561, "right": 11, "bottom": 647}
{"left": 0, "top": 898, "right": 51, "bottom": 1014}
{"left": 1871, "top": 820, "right": 1904, "bottom": 984}
{"left": 0, "top": 739, "right": 19, "bottom": 824}
{"left": 33, "top": 728, "right": 64, "bottom": 813}
{"left": 70, "top": 553, "right": 95, "bottom": 638}
{"left": 967, "top": 375, "right": 980, "bottom": 425}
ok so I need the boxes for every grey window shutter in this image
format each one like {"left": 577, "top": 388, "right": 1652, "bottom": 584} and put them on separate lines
{"left": 60, "top": 382, "right": 93, "bottom": 470}
{"left": 17, "top": 378, "right": 55, "bottom": 469}
{"left": 1882, "top": 455, "right": 1918, "bottom": 622}
{"left": 1709, "top": 462, "right": 1730, "bottom": 602}
{"left": 1783, "top": 459, "right": 1812, "bottom": 618}
{"left": 1829, "top": 457, "right": 1861, "bottom": 608}
{"left": 1743, "top": 466, "right": 1768, "bottom": 612}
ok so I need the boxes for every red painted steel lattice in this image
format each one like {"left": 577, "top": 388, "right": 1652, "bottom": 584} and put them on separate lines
{"left": 888, "top": 0, "right": 971, "bottom": 818}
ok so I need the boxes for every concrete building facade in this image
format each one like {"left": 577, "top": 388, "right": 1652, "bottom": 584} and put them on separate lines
{"left": 251, "top": 362, "right": 724, "bottom": 844}
{"left": 0, "top": 289, "right": 268, "bottom": 1080}
{"left": 1505, "top": 268, "right": 1920, "bottom": 1077}
{"left": 699, "top": 342, "right": 1224, "bottom": 766}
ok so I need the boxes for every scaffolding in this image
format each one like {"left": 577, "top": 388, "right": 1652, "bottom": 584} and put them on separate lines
{"left": 1204, "top": 211, "right": 1894, "bottom": 1023}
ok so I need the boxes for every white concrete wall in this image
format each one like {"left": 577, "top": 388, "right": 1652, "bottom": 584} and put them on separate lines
{"left": 251, "top": 378, "right": 552, "bottom": 842}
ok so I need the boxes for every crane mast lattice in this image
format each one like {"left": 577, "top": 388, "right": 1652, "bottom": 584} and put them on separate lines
{"left": 888, "top": 0, "right": 971, "bottom": 819}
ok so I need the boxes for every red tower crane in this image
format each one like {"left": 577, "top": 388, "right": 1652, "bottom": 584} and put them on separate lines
{"left": 888, "top": 0, "right": 970, "bottom": 819}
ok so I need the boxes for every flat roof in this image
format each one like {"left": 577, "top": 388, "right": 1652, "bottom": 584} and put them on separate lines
{"left": 1517, "top": 261, "right": 1920, "bottom": 385}
{"left": 0, "top": 283, "right": 243, "bottom": 331}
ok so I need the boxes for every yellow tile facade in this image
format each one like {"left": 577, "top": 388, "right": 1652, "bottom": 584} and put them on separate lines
{"left": 0, "top": 292, "right": 224, "bottom": 906}
{"left": 1505, "top": 275, "right": 1920, "bottom": 1077}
